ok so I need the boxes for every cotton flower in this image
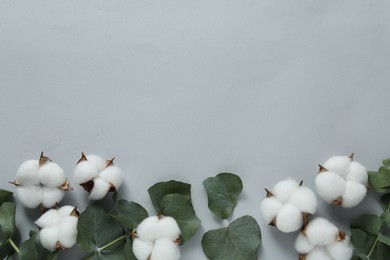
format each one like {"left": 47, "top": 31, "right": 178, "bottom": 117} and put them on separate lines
{"left": 296, "top": 217, "right": 352, "bottom": 260}
{"left": 132, "top": 216, "right": 181, "bottom": 260}
{"left": 35, "top": 205, "right": 79, "bottom": 251}
{"left": 315, "top": 154, "right": 368, "bottom": 208}
{"left": 260, "top": 179, "right": 317, "bottom": 233}
{"left": 10, "top": 153, "right": 70, "bottom": 209}
{"left": 73, "top": 153, "right": 123, "bottom": 200}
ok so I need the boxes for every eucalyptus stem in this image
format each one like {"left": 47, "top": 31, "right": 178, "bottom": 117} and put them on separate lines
{"left": 97, "top": 233, "right": 130, "bottom": 252}
{"left": 7, "top": 238, "right": 19, "bottom": 253}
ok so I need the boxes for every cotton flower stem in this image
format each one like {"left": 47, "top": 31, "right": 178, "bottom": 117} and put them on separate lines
{"left": 97, "top": 233, "right": 130, "bottom": 252}
{"left": 7, "top": 238, "right": 19, "bottom": 253}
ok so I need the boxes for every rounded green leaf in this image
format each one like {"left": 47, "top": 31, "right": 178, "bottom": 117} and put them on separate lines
{"left": 148, "top": 180, "right": 191, "bottom": 212}
{"left": 0, "top": 202, "right": 16, "bottom": 241}
{"left": 201, "top": 215, "right": 261, "bottom": 260}
{"left": 110, "top": 200, "right": 148, "bottom": 231}
{"left": 203, "top": 173, "right": 243, "bottom": 219}
{"left": 160, "top": 193, "right": 201, "bottom": 242}
{"left": 0, "top": 189, "right": 13, "bottom": 205}
{"left": 77, "top": 202, "right": 125, "bottom": 253}
{"left": 351, "top": 214, "right": 382, "bottom": 235}
{"left": 19, "top": 231, "right": 57, "bottom": 260}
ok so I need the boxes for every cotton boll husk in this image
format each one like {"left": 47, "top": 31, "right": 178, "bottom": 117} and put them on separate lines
{"left": 15, "top": 186, "right": 43, "bottom": 208}
{"left": 132, "top": 238, "right": 154, "bottom": 260}
{"left": 39, "top": 227, "right": 59, "bottom": 251}
{"left": 315, "top": 172, "right": 346, "bottom": 203}
{"left": 15, "top": 160, "right": 40, "bottom": 186}
{"left": 155, "top": 216, "right": 181, "bottom": 240}
{"left": 305, "top": 218, "right": 338, "bottom": 246}
{"left": 58, "top": 205, "right": 76, "bottom": 218}
{"left": 150, "top": 238, "right": 180, "bottom": 260}
{"left": 260, "top": 197, "right": 283, "bottom": 224}
{"left": 276, "top": 203, "right": 303, "bottom": 233}
{"left": 39, "top": 162, "right": 66, "bottom": 187}
{"left": 58, "top": 216, "right": 78, "bottom": 248}
{"left": 347, "top": 161, "right": 368, "bottom": 185}
{"left": 88, "top": 177, "right": 111, "bottom": 200}
{"left": 35, "top": 209, "right": 60, "bottom": 228}
{"left": 288, "top": 186, "right": 317, "bottom": 214}
{"left": 272, "top": 179, "right": 299, "bottom": 203}
{"left": 341, "top": 181, "right": 367, "bottom": 208}
{"left": 295, "top": 233, "right": 314, "bottom": 254}
{"left": 73, "top": 161, "right": 99, "bottom": 184}
{"left": 99, "top": 165, "right": 123, "bottom": 188}
{"left": 306, "top": 247, "right": 333, "bottom": 260}
{"left": 327, "top": 239, "right": 353, "bottom": 260}
{"left": 42, "top": 187, "right": 64, "bottom": 208}
{"left": 323, "top": 156, "right": 351, "bottom": 177}
{"left": 136, "top": 216, "right": 159, "bottom": 242}
{"left": 86, "top": 155, "right": 107, "bottom": 172}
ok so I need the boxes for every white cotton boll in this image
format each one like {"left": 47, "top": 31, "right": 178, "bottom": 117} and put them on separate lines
{"left": 288, "top": 186, "right": 317, "bottom": 214}
{"left": 88, "top": 178, "right": 111, "bottom": 200}
{"left": 150, "top": 238, "right": 180, "bottom": 260}
{"left": 39, "top": 162, "right": 66, "bottom": 187}
{"left": 136, "top": 216, "right": 159, "bottom": 242}
{"left": 155, "top": 216, "right": 181, "bottom": 241}
{"left": 15, "top": 160, "right": 40, "bottom": 186}
{"left": 276, "top": 203, "right": 303, "bottom": 233}
{"left": 327, "top": 239, "right": 353, "bottom": 260}
{"left": 260, "top": 197, "right": 283, "bottom": 224}
{"left": 15, "top": 186, "right": 43, "bottom": 208}
{"left": 58, "top": 205, "right": 76, "bottom": 218}
{"left": 305, "top": 218, "right": 339, "bottom": 246}
{"left": 306, "top": 247, "right": 333, "bottom": 260}
{"left": 295, "top": 233, "right": 314, "bottom": 254}
{"left": 323, "top": 156, "right": 351, "bottom": 177}
{"left": 132, "top": 238, "right": 154, "bottom": 260}
{"left": 73, "top": 161, "right": 99, "bottom": 184}
{"left": 39, "top": 227, "right": 59, "bottom": 251}
{"left": 35, "top": 209, "right": 60, "bottom": 228}
{"left": 272, "top": 179, "right": 299, "bottom": 203}
{"left": 99, "top": 165, "right": 123, "bottom": 188}
{"left": 347, "top": 161, "right": 368, "bottom": 185}
{"left": 315, "top": 172, "right": 346, "bottom": 203}
{"left": 58, "top": 216, "right": 78, "bottom": 248}
{"left": 341, "top": 181, "right": 367, "bottom": 208}
{"left": 42, "top": 187, "right": 64, "bottom": 208}
{"left": 86, "top": 155, "right": 107, "bottom": 172}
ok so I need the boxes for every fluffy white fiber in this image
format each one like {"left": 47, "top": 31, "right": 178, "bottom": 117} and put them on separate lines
{"left": 315, "top": 172, "right": 346, "bottom": 203}
{"left": 136, "top": 216, "right": 160, "bottom": 242}
{"left": 347, "top": 161, "right": 368, "bottom": 185}
{"left": 89, "top": 177, "right": 111, "bottom": 200}
{"left": 150, "top": 238, "right": 180, "bottom": 260}
{"left": 276, "top": 203, "right": 303, "bottom": 233}
{"left": 326, "top": 239, "right": 353, "bottom": 260}
{"left": 260, "top": 197, "right": 283, "bottom": 224}
{"left": 73, "top": 161, "right": 99, "bottom": 184}
{"left": 341, "top": 181, "right": 367, "bottom": 208}
{"left": 288, "top": 186, "right": 317, "bottom": 214}
{"left": 86, "top": 154, "right": 107, "bottom": 172}
{"left": 295, "top": 233, "right": 314, "bottom": 254}
{"left": 323, "top": 156, "right": 351, "bottom": 177}
{"left": 305, "top": 218, "right": 338, "bottom": 246}
{"left": 306, "top": 247, "right": 332, "bottom": 260}
{"left": 15, "top": 160, "right": 40, "bottom": 185}
{"left": 42, "top": 187, "right": 64, "bottom": 208}
{"left": 99, "top": 165, "right": 123, "bottom": 188}
{"left": 39, "top": 162, "right": 66, "bottom": 187}
{"left": 133, "top": 238, "right": 154, "bottom": 260}
{"left": 39, "top": 227, "right": 59, "bottom": 251}
{"left": 15, "top": 186, "right": 43, "bottom": 208}
{"left": 155, "top": 216, "right": 181, "bottom": 241}
{"left": 58, "top": 216, "right": 78, "bottom": 248}
{"left": 272, "top": 179, "right": 299, "bottom": 203}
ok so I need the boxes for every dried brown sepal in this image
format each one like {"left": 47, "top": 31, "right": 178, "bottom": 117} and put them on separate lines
{"left": 175, "top": 237, "right": 182, "bottom": 245}
{"left": 39, "top": 152, "right": 51, "bottom": 167}
{"left": 349, "top": 153, "right": 354, "bottom": 161}
{"left": 299, "top": 180, "right": 303, "bottom": 186}
{"left": 265, "top": 188, "right": 273, "bottom": 197}
{"left": 70, "top": 207, "right": 79, "bottom": 217}
{"left": 108, "top": 184, "right": 116, "bottom": 192}
{"left": 298, "top": 254, "right": 307, "bottom": 260}
{"left": 105, "top": 157, "right": 115, "bottom": 168}
{"left": 8, "top": 180, "right": 20, "bottom": 186}
{"left": 318, "top": 164, "right": 327, "bottom": 173}
{"left": 131, "top": 232, "right": 138, "bottom": 239}
{"left": 77, "top": 152, "right": 88, "bottom": 164}
{"left": 39, "top": 204, "right": 47, "bottom": 214}
{"left": 332, "top": 197, "right": 343, "bottom": 206}
{"left": 80, "top": 180, "right": 94, "bottom": 193}
{"left": 58, "top": 180, "right": 72, "bottom": 191}
{"left": 55, "top": 241, "right": 66, "bottom": 250}
{"left": 337, "top": 231, "right": 346, "bottom": 241}
{"left": 268, "top": 218, "right": 277, "bottom": 227}
{"left": 302, "top": 212, "right": 311, "bottom": 226}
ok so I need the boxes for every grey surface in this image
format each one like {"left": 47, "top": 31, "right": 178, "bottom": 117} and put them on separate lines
{"left": 1, "top": 0, "right": 390, "bottom": 259}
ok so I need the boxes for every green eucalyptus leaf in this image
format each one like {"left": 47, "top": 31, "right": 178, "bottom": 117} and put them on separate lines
{"left": 160, "top": 193, "right": 201, "bottom": 242}
{"left": 0, "top": 190, "right": 13, "bottom": 205}
{"left": 19, "top": 231, "right": 57, "bottom": 260}
{"left": 203, "top": 172, "right": 243, "bottom": 219}
{"left": 123, "top": 238, "right": 137, "bottom": 260}
{"left": 369, "top": 242, "right": 390, "bottom": 260}
{"left": 0, "top": 228, "right": 21, "bottom": 259}
{"left": 351, "top": 214, "right": 382, "bottom": 235}
{"left": 380, "top": 193, "right": 390, "bottom": 211}
{"left": 111, "top": 200, "right": 148, "bottom": 231}
{"left": 368, "top": 166, "right": 390, "bottom": 192}
{"left": 201, "top": 215, "right": 261, "bottom": 260}
{"left": 148, "top": 180, "right": 191, "bottom": 212}
{"left": 377, "top": 233, "right": 390, "bottom": 246}
{"left": 77, "top": 202, "right": 125, "bottom": 254}
{"left": 380, "top": 211, "right": 390, "bottom": 228}
{"left": 0, "top": 202, "right": 16, "bottom": 241}
{"left": 351, "top": 228, "right": 377, "bottom": 256}
{"left": 382, "top": 158, "right": 390, "bottom": 168}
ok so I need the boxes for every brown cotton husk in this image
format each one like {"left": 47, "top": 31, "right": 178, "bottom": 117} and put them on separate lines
{"left": 80, "top": 180, "right": 94, "bottom": 193}
{"left": 58, "top": 180, "right": 72, "bottom": 191}
{"left": 39, "top": 152, "right": 51, "bottom": 166}
{"left": 77, "top": 152, "right": 88, "bottom": 164}
{"left": 265, "top": 188, "right": 273, "bottom": 198}
{"left": 318, "top": 164, "right": 328, "bottom": 173}
{"left": 298, "top": 254, "right": 307, "bottom": 260}
{"left": 332, "top": 197, "right": 343, "bottom": 206}
{"left": 105, "top": 157, "right": 115, "bottom": 168}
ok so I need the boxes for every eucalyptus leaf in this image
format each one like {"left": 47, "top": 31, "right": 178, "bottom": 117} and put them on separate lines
{"left": 19, "top": 231, "right": 57, "bottom": 260}
{"left": 368, "top": 166, "right": 390, "bottom": 192}
{"left": 380, "top": 193, "right": 390, "bottom": 211}
{"left": 201, "top": 215, "right": 261, "bottom": 260}
{"left": 0, "top": 202, "right": 16, "bottom": 241}
{"left": 351, "top": 214, "right": 382, "bottom": 235}
{"left": 380, "top": 211, "right": 390, "bottom": 228}
{"left": 0, "top": 189, "right": 13, "bottom": 205}
{"left": 382, "top": 158, "right": 390, "bottom": 168}
{"left": 123, "top": 238, "right": 137, "bottom": 260}
{"left": 0, "top": 227, "right": 21, "bottom": 259}
{"left": 203, "top": 172, "right": 243, "bottom": 219}
{"left": 160, "top": 193, "right": 201, "bottom": 242}
{"left": 369, "top": 242, "right": 390, "bottom": 260}
{"left": 377, "top": 233, "right": 390, "bottom": 246}
{"left": 77, "top": 202, "right": 125, "bottom": 254}
{"left": 111, "top": 200, "right": 148, "bottom": 231}
{"left": 148, "top": 180, "right": 191, "bottom": 212}
{"left": 351, "top": 228, "right": 377, "bottom": 256}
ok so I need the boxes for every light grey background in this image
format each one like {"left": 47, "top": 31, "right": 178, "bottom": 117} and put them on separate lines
{"left": 1, "top": 0, "right": 390, "bottom": 259}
